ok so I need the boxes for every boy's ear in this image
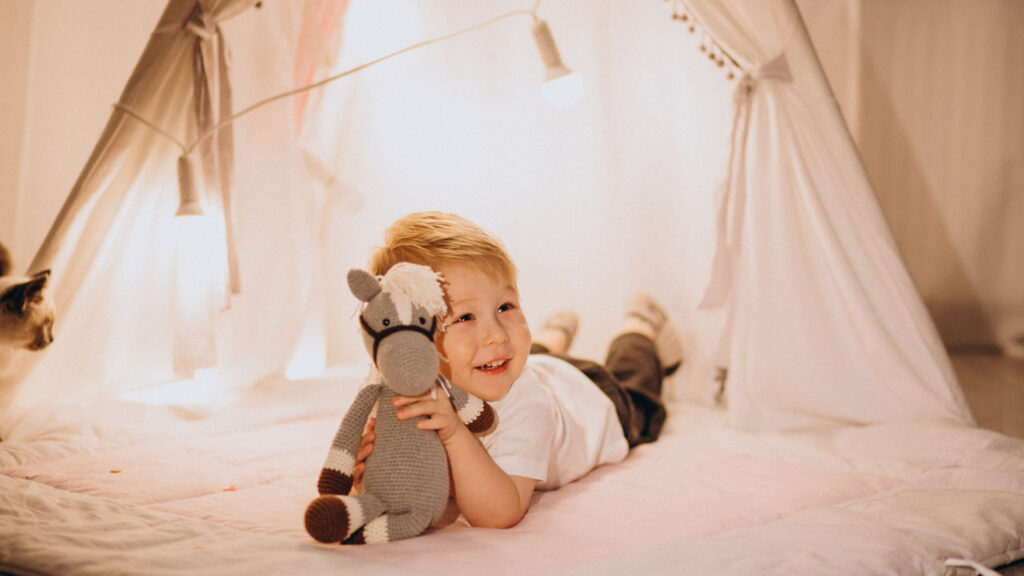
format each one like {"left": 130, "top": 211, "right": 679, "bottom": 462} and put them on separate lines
{"left": 348, "top": 269, "right": 382, "bottom": 303}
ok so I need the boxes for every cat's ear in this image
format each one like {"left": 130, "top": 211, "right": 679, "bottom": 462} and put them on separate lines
{"left": 1, "top": 283, "right": 28, "bottom": 315}
{"left": 2, "top": 272, "right": 51, "bottom": 315}
{"left": 24, "top": 270, "right": 51, "bottom": 300}
{"left": 0, "top": 243, "right": 11, "bottom": 277}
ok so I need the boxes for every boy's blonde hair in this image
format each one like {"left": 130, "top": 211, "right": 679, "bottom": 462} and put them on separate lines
{"left": 369, "top": 212, "right": 518, "bottom": 287}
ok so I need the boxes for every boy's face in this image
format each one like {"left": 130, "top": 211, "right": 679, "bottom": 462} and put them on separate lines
{"left": 436, "top": 263, "right": 531, "bottom": 402}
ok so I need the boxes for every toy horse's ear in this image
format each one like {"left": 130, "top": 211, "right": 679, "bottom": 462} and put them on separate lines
{"left": 348, "top": 269, "right": 382, "bottom": 303}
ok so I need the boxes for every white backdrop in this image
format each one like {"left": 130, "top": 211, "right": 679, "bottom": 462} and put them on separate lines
{"left": 854, "top": 0, "right": 1024, "bottom": 356}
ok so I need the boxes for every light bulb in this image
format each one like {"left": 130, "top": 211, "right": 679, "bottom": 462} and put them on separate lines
{"left": 176, "top": 154, "right": 205, "bottom": 217}
{"left": 532, "top": 18, "right": 583, "bottom": 108}
{"left": 541, "top": 70, "right": 583, "bottom": 108}
{"left": 173, "top": 206, "right": 221, "bottom": 378}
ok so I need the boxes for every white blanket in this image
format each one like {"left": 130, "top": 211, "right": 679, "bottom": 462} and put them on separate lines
{"left": 1, "top": 374, "right": 1022, "bottom": 575}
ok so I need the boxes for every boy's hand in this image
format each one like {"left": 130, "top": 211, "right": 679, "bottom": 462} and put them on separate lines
{"left": 393, "top": 385, "right": 464, "bottom": 444}
{"left": 352, "top": 418, "right": 375, "bottom": 495}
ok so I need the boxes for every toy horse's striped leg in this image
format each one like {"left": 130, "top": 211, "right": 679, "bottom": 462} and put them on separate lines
{"left": 348, "top": 508, "right": 436, "bottom": 544}
{"left": 439, "top": 375, "right": 495, "bottom": 433}
{"left": 304, "top": 494, "right": 385, "bottom": 544}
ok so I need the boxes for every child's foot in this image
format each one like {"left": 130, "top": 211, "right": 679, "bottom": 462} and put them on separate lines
{"left": 621, "top": 293, "right": 683, "bottom": 376}
{"left": 533, "top": 310, "right": 579, "bottom": 354}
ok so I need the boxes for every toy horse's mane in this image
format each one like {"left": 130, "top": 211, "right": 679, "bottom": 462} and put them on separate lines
{"left": 377, "top": 263, "right": 447, "bottom": 325}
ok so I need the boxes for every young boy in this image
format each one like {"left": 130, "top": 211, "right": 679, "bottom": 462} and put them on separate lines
{"left": 359, "top": 211, "right": 681, "bottom": 529}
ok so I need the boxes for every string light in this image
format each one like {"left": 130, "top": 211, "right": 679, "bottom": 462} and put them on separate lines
{"left": 116, "top": 4, "right": 580, "bottom": 221}
{"left": 106, "top": 3, "right": 581, "bottom": 382}
{"left": 175, "top": 154, "right": 204, "bottom": 217}
{"left": 531, "top": 17, "right": 583, "bottom": 108}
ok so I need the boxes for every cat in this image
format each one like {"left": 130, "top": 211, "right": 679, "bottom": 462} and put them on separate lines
{"left": 0, "top": 242, "right": 55, "bottom": 351}
{"left": 0, "top": 241, "right": 10, "bottom": 277}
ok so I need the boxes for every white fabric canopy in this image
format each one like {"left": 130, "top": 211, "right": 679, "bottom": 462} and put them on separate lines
{"left": 1, "top": 0, "right": 975, "bottom": 432}
{"left": 0, "top": 0, "right": 325, "bottom": 406}
{"left": 687, "top": 0, "right": 974, "bottom": 429}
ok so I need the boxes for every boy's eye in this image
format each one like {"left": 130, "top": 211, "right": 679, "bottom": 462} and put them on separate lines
{"left": 498, "top": 302, "right": 516, "bottom": 313}
{"left": 442, "top": 313, "right": 472, "bottom": 330}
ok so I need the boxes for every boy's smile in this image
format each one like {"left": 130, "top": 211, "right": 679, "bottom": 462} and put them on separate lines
{"left": 436, "top": 263, "right": 531, "bottom": 402}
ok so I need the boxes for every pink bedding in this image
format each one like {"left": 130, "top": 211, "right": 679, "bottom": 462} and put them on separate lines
{"left": 1, "top": 375, "right": 1022, "bottom": 575}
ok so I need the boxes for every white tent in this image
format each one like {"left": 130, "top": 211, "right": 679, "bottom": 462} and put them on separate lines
{"left": 0, "top": 0, "right": 981, "bottom": 431}
{"left": 7, "top": 3, "right": 1024, "bottom": 575}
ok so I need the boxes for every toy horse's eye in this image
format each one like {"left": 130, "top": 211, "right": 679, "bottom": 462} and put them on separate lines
{"left": 382, "top": 318, "right": 390, "bottom": 327}
{"left": 419, "top": 317, "right": 426, "bottom": 325}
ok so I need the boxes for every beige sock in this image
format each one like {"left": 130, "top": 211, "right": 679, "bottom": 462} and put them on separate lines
{"left": 533, "top": 329, "right": 570, "bottom": 354}
{"left": 618, "top": 316, "right": 657, "bottom": 342}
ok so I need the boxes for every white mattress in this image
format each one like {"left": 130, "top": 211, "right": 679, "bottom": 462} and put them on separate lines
{"left": 1, "top": 373, "right": 1022, "bottom": 575}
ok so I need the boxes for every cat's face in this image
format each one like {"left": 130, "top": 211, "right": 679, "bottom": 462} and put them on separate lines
{"left": 0, "top": 270, "right": 56, "bottom": 351}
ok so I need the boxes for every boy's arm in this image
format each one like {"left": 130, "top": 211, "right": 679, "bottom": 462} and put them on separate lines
{"left": 443, "top": 424, "right": 536, "bottom": 528}
{"left": 394, "top": 388, "right": 535, "bottom": 528}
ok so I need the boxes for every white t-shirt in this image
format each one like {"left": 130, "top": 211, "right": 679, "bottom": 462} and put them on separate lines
{"left": 479, "top": 354, "right": 629, "bottom": 490}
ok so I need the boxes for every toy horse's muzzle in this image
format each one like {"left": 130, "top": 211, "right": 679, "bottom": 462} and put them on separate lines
{"left": 360, "top": 316, "right": 439, "bottom": 397}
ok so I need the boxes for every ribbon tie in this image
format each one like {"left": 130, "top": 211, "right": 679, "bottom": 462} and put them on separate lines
{"left": 185, "top": 7, "right": 217, "bottom": 40}
{"left": 184, "top": 2, "right": 240, "bottom": 296}
{"left": 699, "top": 51, "right": 793, "bottom": 309}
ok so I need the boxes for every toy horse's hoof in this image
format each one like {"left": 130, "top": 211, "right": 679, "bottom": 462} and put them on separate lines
{"left": 305, "top": 495, "right": 350, "bottom": 543}
{"left": 316, "top": 469, "right": 353, "bottom": 495}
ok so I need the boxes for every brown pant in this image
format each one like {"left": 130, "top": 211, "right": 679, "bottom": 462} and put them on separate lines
{"left": 531, "top": 332, "right": 667, "bottom": 447}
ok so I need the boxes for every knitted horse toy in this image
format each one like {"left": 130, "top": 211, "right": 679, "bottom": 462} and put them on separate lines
{"left": 304, "top": 262, "right": 495, "bottom": 544}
